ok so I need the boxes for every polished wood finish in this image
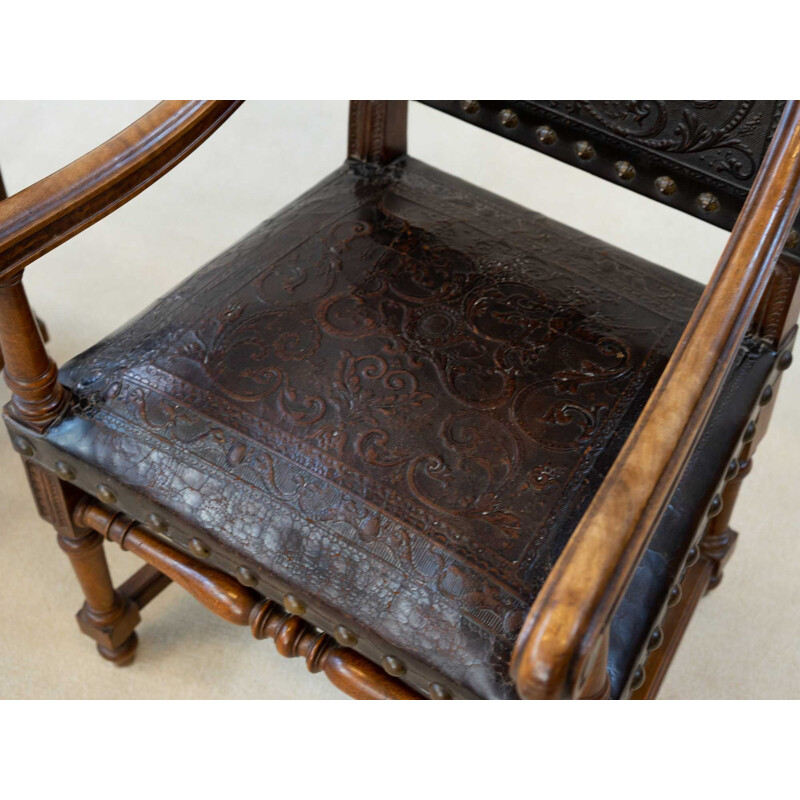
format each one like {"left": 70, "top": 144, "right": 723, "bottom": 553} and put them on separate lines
{"left": 0, "top": 276, "right": 66, "bottom": 430}
{"left": 4, "top": 100, "right": 800, "bottom": 698}
{"left": 74, "top": 499, "right": 422, "bottom": 699}
{"left": 25, "top": 462, "right": 140, "bottom": 663}
{"left": 118, "top": 564, "right": 172, "bottom": 611}
{"left": 0, "top": 165, "right": 48, "bottom": 375}
{"left": 348, "top": 101, "right": 407, "bottom": 164}
{"left": 0, "top": 101, "right": 241, "bottom": 283}
{"left": 77, "top": 498, "right": 258, "bottom": 625}
{"left": 752, "top": 256, "right": 800, "bottom": 347}
{"left": 0, "top": 102, "right": 240, "bottom": 429}
{"left": 577, "top": 628, "right": 611, "bottom": 699}
{"left": 512, "top": 101, "right": 800, "bottom": 699}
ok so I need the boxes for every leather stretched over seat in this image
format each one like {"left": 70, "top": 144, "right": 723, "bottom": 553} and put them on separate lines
{"left": 36, "top": 156, "right": 770, "bottom": 698}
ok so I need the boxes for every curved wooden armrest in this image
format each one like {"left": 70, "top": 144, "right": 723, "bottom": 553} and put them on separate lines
{"left": 511, "top": 100, "right": 800, "bottom": 699}
{"left": 0, "top": 100, "right": 242, "bottom": 283}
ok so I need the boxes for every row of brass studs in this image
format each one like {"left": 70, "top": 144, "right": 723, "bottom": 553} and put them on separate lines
{"left": 233, "top": 567, "right": 453, "bottom": 696}
{"left": 457, "top": 101, "right": 800, "bottom": 246}
{"left": 8, "top": 445, "right": 447, "bottom": 695}
{"left": 630, "top": 343, "right": 792, "bottom": 696}
{"left": 207, "top": 549, "right": 452, "bottom": 696}
{"left": 628, "top": 475, "right": 728, "bottom": 695}
{"left": 462, "top": 102, "right": 722, "bottom": 214}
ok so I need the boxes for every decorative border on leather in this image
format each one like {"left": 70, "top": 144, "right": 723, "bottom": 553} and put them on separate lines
{"left": 420, "top": 101, "right": 800, "bottom": 260}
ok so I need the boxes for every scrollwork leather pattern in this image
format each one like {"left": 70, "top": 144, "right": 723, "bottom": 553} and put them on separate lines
{"left": 422, "top": 101, "right": 796, "bottom": 244}
{"left": 44, "top": 157, "right": 704, "bottom": 698}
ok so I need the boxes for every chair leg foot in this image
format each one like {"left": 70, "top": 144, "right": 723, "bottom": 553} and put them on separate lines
{"left": 97, "top": 632, "right": 139, "bottom": 666}
{"left": 62, "top": 529, "right": 142, "bottom": 663}
{"left": 22, "top": 461, "right": 143, "bottom": 665}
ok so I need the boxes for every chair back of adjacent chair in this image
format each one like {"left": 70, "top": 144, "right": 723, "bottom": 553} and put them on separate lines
{"left": 421, "top": 101, "right": 799, "bottom": 254}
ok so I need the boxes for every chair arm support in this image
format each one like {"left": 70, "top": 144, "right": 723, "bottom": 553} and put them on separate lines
{"left": 511, "top": 100, "right": 800, "bottom": 700}
{"left": 0, "top": 100, "right": 241, "bottom": 282}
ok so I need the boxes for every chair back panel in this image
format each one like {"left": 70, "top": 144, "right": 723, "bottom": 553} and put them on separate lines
{"left": 421, "top": 101, "right": 797, "bottom": 252}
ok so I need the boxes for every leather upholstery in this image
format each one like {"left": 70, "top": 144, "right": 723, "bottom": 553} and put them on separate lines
{"left": 607, "top": 337, "right": 774, "bottom": 698}
{"left": 422, "top": 101, "right": 800, "bottom": 255}
{"left": 32, "top": 156, "right": 763, "bottom": 698}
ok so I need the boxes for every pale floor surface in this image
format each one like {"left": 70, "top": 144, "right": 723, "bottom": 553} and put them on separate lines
{"left": 1, "top": 101, "right": 798, "bottom": 699}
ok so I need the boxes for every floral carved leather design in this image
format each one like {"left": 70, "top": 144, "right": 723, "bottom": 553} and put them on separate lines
{"left": 42, "top": 157, "right": 710, "bottom": 698}
{"left": 422, "top": 101, "right": 797, "bottom": 246}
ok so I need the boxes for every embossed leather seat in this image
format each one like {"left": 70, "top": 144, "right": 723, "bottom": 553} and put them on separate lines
{"left": 29, "top": 155, "right": 771, "bottom": 699}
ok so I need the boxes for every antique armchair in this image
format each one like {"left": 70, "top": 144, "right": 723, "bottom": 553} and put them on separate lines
{"left": 3, "top": 100, "right": 799, "bottom": 700}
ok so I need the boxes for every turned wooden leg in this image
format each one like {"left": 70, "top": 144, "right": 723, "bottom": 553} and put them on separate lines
{"left": 75, "top": 500, "right": 423, "bottom": 699}
{"left": 58, "top": 528, "right": 140, "bottom": 664}
{"left": 0, "top": 314, "right": 48, "bottom": 373}
{"left": 24, "top": 461, "right": 141, "bottom": 664}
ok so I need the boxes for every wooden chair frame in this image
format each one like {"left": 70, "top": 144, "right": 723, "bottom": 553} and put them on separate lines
{"left": 3, "top": 99, "right": 800, "bottom": 699}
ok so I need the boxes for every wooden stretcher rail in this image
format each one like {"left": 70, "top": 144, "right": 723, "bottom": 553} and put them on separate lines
{"left": 117, "top": 564, "right": 173, "bottom": 611}
{"left": 511, "top": 100, "right": 800, "bottom": 699}
{"left": 73, "top": 498, "right": 422, "bottom": 700}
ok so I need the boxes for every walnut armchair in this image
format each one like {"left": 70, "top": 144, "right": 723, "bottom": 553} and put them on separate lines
{"left": 3, "top": 100, "right": 800, "bottom": 700}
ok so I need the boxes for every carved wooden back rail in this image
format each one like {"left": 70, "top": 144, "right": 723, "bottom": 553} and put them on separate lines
{"left": 1, "top": 99, "right": 799, "bottom": 699}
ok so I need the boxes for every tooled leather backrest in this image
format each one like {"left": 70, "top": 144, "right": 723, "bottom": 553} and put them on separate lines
{"left": 421, "top": 101, "right": 799, "bottom": 255}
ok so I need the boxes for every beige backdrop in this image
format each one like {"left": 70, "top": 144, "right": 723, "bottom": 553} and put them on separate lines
{"left": 0, "top": 101, "right": 797, "bottom": 699}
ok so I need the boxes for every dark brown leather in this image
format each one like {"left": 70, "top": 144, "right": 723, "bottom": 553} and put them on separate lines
{"left": 422, "top": 101, "right": 800, "bottom": 257}
{"left": 607, "top": 337, "right": 775, "bottom": 698}
{"left": 30, "top": 156, "right": 723, "bottom": 698}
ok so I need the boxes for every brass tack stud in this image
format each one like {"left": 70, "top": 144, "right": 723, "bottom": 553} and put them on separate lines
{"left": 334, "top": 625, "right": 358, "bottom": 647}
{"left": 686, "top": 546, "right": 700, "bottom": 567}
{"left": 787, "top": 230, "right": 800, "bottom": 249}
{"left": 654, "top": 176, "right": 677, "bottom": 196}
{"left": 697, "top": 192, "right": 720, "bottom": 213}
{"left": 759, "top": 384, "right": 774, "bottom": 406}
{"left": 283, "top": 593, "right": 306, "bottom": 615}
{"left": 647, "top": 628, "right": 663, "bottom": 653}
{"left": 459, "top": 100, "right": 480, "bottom": 114}
{"left": 574, "top": 140, "right": 594, "bottom": 160}
{"left": 146, "top": 513, "right": 168, "bottom": 534}
{"left": 630, "top": 665, "right": 646, "bottom": 692}
{"left": 381, "top": 655, "right": 406, "bottom": 677}
{"left": 614, "top": 160, "right": 636, "bottom": 181}
{"left": 96, "top": 484, "right": 117, "bottom": 504}
{"left": 707, "top": 494, "right": 723, "bottom": 518}
{"left": 498, "top": 108, "right": 519, "bottom": 129}
{"left": 668, "top": 584, "right": 682, "bottom": 607}
{"left": 236, "top": 566, "right": 258, "bottom": 587}
{"left": 189, "top": 538, "right": 211, "bottom": 559}
{"left": 725, "top": 458, "right": 739, "bottom": 481}
{"left": 778, "top": 350, "right": 793, "bottom": 371}
{"left": 535, "top": 124, "right": 557, "bottom": 145}
{"left": 428, "top": 682, "right": 453, "bottom": 700}
{"left": 54, "top": 461, "right": 76, "bottom": 481}
{"left": 12, "top": 436, "right": 34, "bottom": 457}
{"left": 743, "top": 419, "right": 757, "bottom": 443}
